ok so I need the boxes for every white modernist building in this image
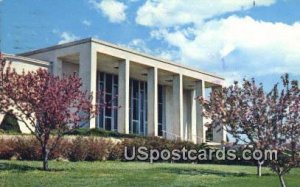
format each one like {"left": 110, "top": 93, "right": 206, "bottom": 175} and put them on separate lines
{"left": 1, "top": 38, "right": 226, "bottom": 144}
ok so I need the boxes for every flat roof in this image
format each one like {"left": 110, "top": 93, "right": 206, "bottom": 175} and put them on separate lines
{"left": 3, "top": 53, "right": 50, "bottom": 67}
{"left": 18, "top": 38, "right": 224, "bottom": 80}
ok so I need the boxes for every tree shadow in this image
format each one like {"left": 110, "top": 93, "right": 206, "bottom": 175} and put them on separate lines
{"left": 157, "top": 167, "right": 248, "bottom": 177}
{"left": 0, "top": 162, "right": 64, "bottom": 172}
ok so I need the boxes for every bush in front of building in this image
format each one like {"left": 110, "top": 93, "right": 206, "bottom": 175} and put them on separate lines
{"left": 66, "top": 128, "right": 142, "bottom": 139}
{"left": 0, "top": 136, "right": 266, "bottom": 166}
{"left": 0, "top": 136, "right": 116, "bottom": 162}
{"left": 0, "top": 136, "right": 209, "bottom": 162}
{"left": 68, "top": 137, "right": 115, "bottom": 161}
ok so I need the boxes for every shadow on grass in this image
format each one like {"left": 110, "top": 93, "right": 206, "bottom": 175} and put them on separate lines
{"left": 158, "top": 167, "right": 248, "bottom": 177}
{"left": 0, "top": 162, "right": 64, "bottom": 172}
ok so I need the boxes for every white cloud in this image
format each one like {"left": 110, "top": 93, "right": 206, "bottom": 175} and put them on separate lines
{"left": 151, "top": 16, "right": 300, "bottom": 84}
{"left": 121, "top": 38, "right": 180, "bottom": 62}
{"left": 135, "top": 0, "right": 300, "bottom": 87}
{"left": 136, "top": 0, "right": 276, "bottom": 28}
{"left": 126, "top": 39, "right": 152, "bottom": 54}
{"left": 90, "top": 0, "right": 127, "bottom": 23}
{"left": 82, "top": 20, "right": 91, "bottom": 26}
{"left": 58, "top": 32, "right": 79, "bottom": 44}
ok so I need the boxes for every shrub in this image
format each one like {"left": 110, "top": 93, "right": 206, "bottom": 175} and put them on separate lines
{"left": 85, "top": 137, "right": 114, "bottom": 161}
{"left": 0, "top": 135, "right": 212, "bottom": 163}
{"left": 49, "top": 138, "right": 72, "bottom": 160}
{"left": 108, "top": 142, "right": 123, "bottom": 160}
{"left": 0, "top": 138, "right": 15, "bottom": 159}
{"left": 68, "top": 137, "right": 88, "bottom": 161}
{"left": 67, "top": 128, "right": 141, "bottom": 138}
{"left": 13, "top": 137, "right": 41, "bottom": 160}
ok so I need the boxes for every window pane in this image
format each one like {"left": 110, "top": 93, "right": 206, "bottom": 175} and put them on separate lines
{"left": 158, "top": 85, "right": 163, "bottom": 103}
{"left": 140, "top": 82, "right": 144, "bottom": 91}
{"left": 140, "top": 111, "right": 144, "bottom": 133}
{"left": 106, "top": 107, "right": 112, "bottom": 117}
{"left": 99, "top": 82, "right": 104, "bottom": 91}
{"left": 140, "top": 92, "right": 144, "bottom": 109}
{"left": 158, "top": 104, "right": 163, "bottom": 123}
{"left": 113, "top": 85, "right": 118, "bottom": 95}
{"left": 100, "top": 73, "right": 104, "bottom": 81}
{"left": 132, "top": 121, "right": 139, "bottom": 134}
{"left": 106, "top": 94, "right": 112, "bottom": 104}
{"left": 133, "top": 80, "right": 139, "bottom": 98}
{"left": 98, "top": 112, "right": 104, "bottom": 129}
{"left": 106, "top": 74, "right": 112, "bottom": 93}
{"left": 105, "top": 118, "right": 112, "bottom": 130}
{"left": 158, "top": 124, "right": 162, "bottom": 136}
{"left": 114, "top": 112, "right": 118, "bottom": 130}
{"left": 133, "top": 99, "right": 138, "bottom": 120}
{"left": 114, "top": 75, "right": 118, "bottom": 85}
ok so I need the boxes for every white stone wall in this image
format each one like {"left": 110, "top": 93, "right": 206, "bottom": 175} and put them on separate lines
{"left": 62, "top": 61, "right": 79, "bottom": 76}
{"left": 165, "top": 86, "right": 175, "bottom": 139}
{"left": 1, "top": 55, "right": 50, "bottom": 133}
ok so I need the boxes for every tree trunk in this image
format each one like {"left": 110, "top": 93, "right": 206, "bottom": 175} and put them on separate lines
{"left": 42, "top": 146, "right": 50, "bottom": 171}
{"left": 279, "top": 175, "right": 286, "bottom": 187}
{"left": 256, "top": 160, "right": 264, "bottom": 177}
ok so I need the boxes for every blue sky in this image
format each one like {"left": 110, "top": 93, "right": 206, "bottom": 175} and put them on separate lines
{"left": 1, "top": 0, "right": 300, "bottom": 90}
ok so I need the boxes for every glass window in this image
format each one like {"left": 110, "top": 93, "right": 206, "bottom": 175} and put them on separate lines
{"left": 105, "top": 117, "right": 112, "bottom": 130}
{"left": 114, "top": 76, "right": 118, "bottom": 85}
{"left": 113, "top": 85, "right": 118, "bottom": 95}
{"left": 158, "top": 124, "right": 162, "bottom": 136}
{"left": 105, "top": 107, "right": 112, "bottom": 117}
{"left": 158, "top": 104, "right": 163, "bottom": 123}
{"left": 140, "top": 111, "right": 144, "bottom": 133}
{"left": 133, "top": 80, "right": 139, "bottom": 98}
{"left": 100, "top": 73, "right": 104, "bottom": 82}
{"left": 98, "top": 73, "right": 165, "bottom": 136}
{"left": 158, "top": 86, "right": 163, "bottom": 103}
{"left": 133, "top": 99, "right": 138, "bottom": 120}
{"left": 114, "top": 112, "right": 118, "bottom": 131}
{"left": 158, "top": 86, "right": 164, "bottom": 136}
{"left": 140, "top": 92, "right": 144, "bottom": 109}
{"left": 132, "top": 121, "right": 139, "bottom": 134}
{"left": 106, "top": 74, "right": 112, "bottom": 93}
{"left": 97, "top": 72, "right": 119, "bottom": 131}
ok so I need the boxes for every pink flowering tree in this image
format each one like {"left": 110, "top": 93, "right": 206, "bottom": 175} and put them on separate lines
{"left": 0, "top": 55, "right": 13, "bottom": 115}
{"left": 0, "top": 55, "right": 100, "bottom": 170}
{"left": 199, "top": 75, "right": 299, "bottom": 187}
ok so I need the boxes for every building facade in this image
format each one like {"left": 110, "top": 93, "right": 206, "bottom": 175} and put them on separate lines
{"left": 1, "top": 38, "right": 226, "bottom": 144}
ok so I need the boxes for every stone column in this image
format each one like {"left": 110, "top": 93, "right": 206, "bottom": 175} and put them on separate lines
{"left": 212, "top": 86, "right": 227, "bottom": 143}
{"left": 190, "top": 89, "right": 197, "bottom": 144}
{"left": 195, "top": 80, "right": 206, "bottom": 143}
{"left": 117, "top": 59, "right": 130, "bottom": 134}
{"left": 51, "top": 58, "right": 63, "bottom": 77}
{"left": 79, "top": 43, "right": 97, "bottom": 129}
{"left": 173, "top": 74, "right": 183, "bottom": 140}
{"left": 147, "top": 67, "right": 158, "bottom": 136}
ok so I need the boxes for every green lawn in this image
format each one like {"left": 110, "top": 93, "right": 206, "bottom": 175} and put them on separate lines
{"left": 0, "top": 160, "right": 299, "bottom": 187}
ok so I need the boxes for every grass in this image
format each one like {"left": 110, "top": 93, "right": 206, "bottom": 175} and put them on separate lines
{"left": 0, "top": 160, "right": 299, "bottom": 187}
